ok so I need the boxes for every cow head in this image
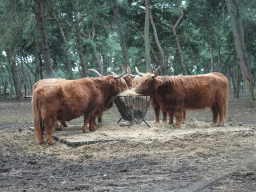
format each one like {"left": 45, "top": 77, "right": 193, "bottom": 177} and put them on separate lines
{"left": 89, "top": 68, "right": 129, "bottom": 95}
{"left": 122, "top": 67, "right": 133, "bottom": 88}
{"left": 134, "top": 66, "right": 163, "bottom": 96}
{"left": 108, "top": 66, "right": 133, "bottom": 89}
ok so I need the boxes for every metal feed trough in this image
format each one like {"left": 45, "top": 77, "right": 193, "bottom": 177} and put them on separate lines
{"left": 114, "top": 95, "right": 152, "bottom": 128}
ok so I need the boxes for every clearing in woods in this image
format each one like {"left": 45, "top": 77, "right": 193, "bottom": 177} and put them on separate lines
{"left": 0, "top": 98, "right": 256, "bottom": 191}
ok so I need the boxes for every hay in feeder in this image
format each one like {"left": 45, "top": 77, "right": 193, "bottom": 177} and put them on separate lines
{"left": 118, "top": 88, "right": 139, "bottom": 97}
{"left": 115, "top": 88, "right": 151, "bottom": 125}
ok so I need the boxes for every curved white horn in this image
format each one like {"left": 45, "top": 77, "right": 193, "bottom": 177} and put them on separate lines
{"left": 152, "top": 66, "right": 161, "bottom": 77}
{"left": 108, "top": 71, "right": 117, "bottom": 75}
{"left": 113, "top": 67, "right": 127, "bottom": 79}
{"left": 135, "top": 66, "right": 144, "bottom": 76}
{"left": 151, "top": 65, "right": 156, "bottom": 73}
{"left": 87, "top": 69, "right": 102, "bottom": 77}
{"left": 123, "top": 66, "right": 131, "bottom": 78}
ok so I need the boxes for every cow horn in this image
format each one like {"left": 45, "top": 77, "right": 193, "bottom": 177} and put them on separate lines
{"left": 152, "top": 66, "right": 161, "bottom": 77}
{"left": 135, "top": 66, "right": 144, "bottom": 76}
{"left": 113, "top": 67, "right": 127, "bottom": 79}
{"left": 108, "top": 71, "right": 117, "bottom": 75}
{"left": 87, "top": 69, "right": 102, "bottom": 77}
{"left": 151, "top": 65, "right": 156, "bottom": 73}
{"left": 119, "top": 65, "right": 123, "bottom": 73}
{"left": 123, "top": 66, "right": 131, "bottom": 78}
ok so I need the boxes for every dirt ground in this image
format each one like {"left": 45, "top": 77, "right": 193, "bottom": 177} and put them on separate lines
{"left": 0, "top": 97, "right": 256, "bottom": 191}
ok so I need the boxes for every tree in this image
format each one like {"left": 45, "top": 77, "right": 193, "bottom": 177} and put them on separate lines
{"left": 144, "top": 0, "right": 151, "bottom": 73}
{"left": 34, "top": 0, "right": 54, "bottom": 78}
{"left": 111, "top": 0, "right": 130, "bottom": 67}
{"left": 225, "top": 0, "right": 254, "bottom": 104}
{"left": 51, "top": 6, "right": 74, "bottom": 79}
{"left": 73, "top": 0, "right": 87, "bottom": 77}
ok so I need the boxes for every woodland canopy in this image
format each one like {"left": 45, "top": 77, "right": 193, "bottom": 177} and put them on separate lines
{"left": 0, "top": 0, "right": 255, "bottom": 101}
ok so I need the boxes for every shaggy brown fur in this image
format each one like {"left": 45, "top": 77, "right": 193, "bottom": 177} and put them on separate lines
{"left": 32, "top": 76, "right": 128, "bottom": 144}
{"left": 133, "top": 75, "right": 186, "bottom": 123}
{"left": 33, "top": 79, "right": 68, "bottom": 130}
{"left": 135, "top": 72, "right": 229, "bottom": 127}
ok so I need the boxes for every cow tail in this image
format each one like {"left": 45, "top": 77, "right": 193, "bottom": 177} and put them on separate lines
{"left": 32, "top": 92, "right": 43, "bottom": 144}
{"left": 225, "top": 84, "right": 229, "bottom": 121}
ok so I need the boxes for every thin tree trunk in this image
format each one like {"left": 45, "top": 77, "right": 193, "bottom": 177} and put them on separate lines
{"left": 73, "top": 0, "right": 87, "bottom": 77}
{"left": 229, "top": 68, "right": 236, "bottom": 98}
{"left": 149, "top": 11, "right": 166, "bottom": 75}
{"left": 0, "top": 62, "right": 5, "bottom": 86}
{"left": 210, "top": 44, "right": 214, "bottom": 72}
{"left": 225, "top": 0, "right": 254, "bottom": 105}
{"left": 34, "top": 44, "right": 40, "bottom": 82}
{"left": 111, "top": 0, "right": 130, "bottom": 68}
{"left": 52, "top": 9, "right": 74, "bottom": 79}
{"left": 172, "top": 27, "right": 186, "bottom": 75}
{"left": 215, "top": 27, "right": 222, "bottom": 72}
{"left": 144, "top": 0, "right": 151, "bottom": 73}
{"left": 39, "top": 53, "right": 44, "bottom": 79}
{"left": 6, "top": 49, "right": 22, "bottom": 100}
{"left": 34, "top": 0, "right": 54, "bottom": 78}
{"left": 236, "top": 63, "right": 241, "bottom": 98}
{"left": 94, "top": 54, "right": 104, "bottom": 75}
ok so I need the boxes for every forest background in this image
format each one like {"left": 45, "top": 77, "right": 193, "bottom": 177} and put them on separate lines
{"left": 0, "top": 0, "right": 255, "bottom": 104}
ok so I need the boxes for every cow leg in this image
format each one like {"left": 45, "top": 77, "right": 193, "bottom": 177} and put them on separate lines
{"left": 60, "top": 121, "right": 68, "bottom": 127}
{"left": 182, "top": 110, "right": 187, "bottom": 121}
{"left": 174, "top": 112, "right": 182, "bottom": 128}
{"left": 210, "top": 107, "right": 218, "bottom": 125}
{"left": 218, "top": 105, "right": 225, "bottom": 126}
{"left": 53, "top": 121, "right": 60, "bottom": 131}
{"left": 44, "top": 118, "right": 55, "bottom": 145}
{"left": 168, "top": 113, "right": 174, "bottom": 125}
{"left": 89, "top": 116, "right": 97, "bottom": 131}
{"left": 151, "top": 98, "right": 160, "bottom": 123}
{"left": 34, "top": 124, "right": 44, "bottom": 144}
{"left": 83, "top": 110, "right": 97, "bottom": 133}
{"left": 98, "top": 115, "right": 102, "bottom": 123}
{"left": 162, "top": 111, "right": 168, "bottom": 123}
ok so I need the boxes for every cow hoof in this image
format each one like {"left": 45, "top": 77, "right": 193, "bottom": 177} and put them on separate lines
{"left": 83, "top": 129, "right": 90, "bottom": 133}
{"left": 48, "top": 141, "right": 54, "bottom": 145}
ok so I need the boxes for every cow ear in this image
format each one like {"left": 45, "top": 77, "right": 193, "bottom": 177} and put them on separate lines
{"left": 153, "top": 78, "right": 163, "bottom": 90}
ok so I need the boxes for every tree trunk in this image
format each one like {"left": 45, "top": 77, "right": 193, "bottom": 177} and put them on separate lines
{"left": 94, "top": 54, "right": 104, "bottom": 75}
{"left": 6, "top": 49, "right": 22, "bottom": 100}
{"left": 149, "top": 11, "right": 166, "bottom": 75}
{"left": 236, "top": 63, "right": 241, "bottom": 98}
{"left": 229, "top": 68, "right": 237, "bottom": 98}
{"left": 173, "top": 6, "right": 186, "bottom": 75}
{"left": 34, "top": 44, "right": 41, "bottom": 83}
{"left": 111, "top": 0, "right": 130, "bottom": 68}
{"left": 52, "top": 9, "right": 74, "bottom": 80}
{"left": 34, "top": 0, "right": 54, "bottom": 78}
{"left": 144, "top": 0, "right": 151, "bottom": 73}
{"left": 0, "top": 63, "right": 5, "bottom": 86}
{"left": 73, "top": 0, "right": 87, "bottom": 77}
{"left": 215, "top": 27, "right": 222, "bottom": 72}
{"left": 209, "top": 44, "right": 214, "bottom": 72}
{"left": 39, "top": 53, "right": 44, "bottom": 79}
{"left": 225, "top": 0, "right": 254, "bottom": 105}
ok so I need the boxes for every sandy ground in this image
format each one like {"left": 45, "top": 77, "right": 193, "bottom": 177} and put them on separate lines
{"left": 0, "top": 98, "right": 256, "bottom": 191}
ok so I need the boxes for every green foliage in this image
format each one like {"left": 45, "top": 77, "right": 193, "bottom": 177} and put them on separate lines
{"left": 0, "top": 0, "right": 256, "bottom": 93}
